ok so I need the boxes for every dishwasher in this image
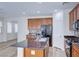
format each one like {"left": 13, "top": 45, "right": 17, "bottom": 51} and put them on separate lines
{"left": 65, "top": 39, "right": 72, "bottom": 57}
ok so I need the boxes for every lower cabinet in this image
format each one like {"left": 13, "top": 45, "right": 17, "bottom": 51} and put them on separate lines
{"left": 72, "top": 43, "right": 79, "bottom": 57}
{"left": 24, "top": 48, "right": 49, "bottom": 57}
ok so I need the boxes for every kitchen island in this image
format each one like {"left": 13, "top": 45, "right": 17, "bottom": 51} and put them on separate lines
{"left": 12, "top": 37, "right": 49, "bottom": 57}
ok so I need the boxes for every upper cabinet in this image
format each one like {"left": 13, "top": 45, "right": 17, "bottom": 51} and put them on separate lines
{"left": 77, "top": 4, "right": 79, "bottom": 19}
{"left": 42, "top": 18, "right": 52, "bottom": 25}
{"left": 28, "top": 17, "right": 52, "bottom": 29}
{"left": 69, "top": 11, "right": 74, "bottom": 30}
{"left": 34, "top": 19, "right": 41, "bottom": 29}
{"left": 74, "top": 8, "right": 77, "bottom": 21}
{"left": 28, "top": 19, "right": 34, "bottom": 29}
{"left": 28, "top": 18, "right": 41, "bottom": 29}
{"left": 69, "top": 4, "right": 79, "bottom": 30}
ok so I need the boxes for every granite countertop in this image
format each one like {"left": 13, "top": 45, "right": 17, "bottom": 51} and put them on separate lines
{"left": 64, "top": 35, "right": 79, "bottom": 39}
{"left": 11, "top": 38, "right": 48, "bottom": 50}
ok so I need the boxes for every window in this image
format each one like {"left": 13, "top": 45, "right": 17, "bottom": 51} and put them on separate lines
{"left": 7, "top": 22, "right": 12, "bottom": 33}
{"left": 0, "top": 21, "right": 2, "bottom": 33}
{"left": 14, "top": 23, "right": 18, "bottom": 33}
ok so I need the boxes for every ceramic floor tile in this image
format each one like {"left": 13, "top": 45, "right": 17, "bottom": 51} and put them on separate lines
{"left": 0, "top": 39, "right": 17, "bottom": 57}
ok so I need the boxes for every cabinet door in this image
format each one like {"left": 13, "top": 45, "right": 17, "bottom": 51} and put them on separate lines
{"left": 33, "top": 19, "right": 41, "bottom": 29}
{"left": 72, "top": 44, "right": 79, "bottom": 57}
{"left": 69, "top": 4, "right": 79, "bottom": 30}
{"left": 77, "top": 4, "right": 79, "bottom": 20}
{"left": 28, "top": 19, "right": 35, "bottom": 29}
{"left": 24, "top": 48, "right": 44, "bottom": 57}
{"left": 69, "top": 12, "right": 71, "bottom": 30}
{"left": 69, "top": 11, "right": 74, "bottom": 30}
{"left": 42, "top": 18, "right": 52, "bottom": 25}
{"left": 28, "top": 18, "right": 52, "bottom": 29}
{"left": 72, "top": 10, "right": 74, "bottom": 23}
{"left": 24, "top": 48, "right": 31, "bottom": 57}
{"left": 74, "top": 8, "right": 77, "bottom": 21}
{"left": 28, "top": 19, "right": 41, "bottom": 29}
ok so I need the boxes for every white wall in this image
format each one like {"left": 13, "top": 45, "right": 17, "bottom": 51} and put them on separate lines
{"left": 53, "top": 11, "right": 64, "bottom": 51}
{"left": 17, "top": 17, "right": 29, "bottom": 57}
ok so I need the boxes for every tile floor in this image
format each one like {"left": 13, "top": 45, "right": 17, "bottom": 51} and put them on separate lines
{"left": 0, "top": 39, "right": 66, "bottom": 57}
{"left": 0, "top": 39, "right": 17, "bottom": 57}
{"left": 52, "top": 47, "right": 66, "bottom": 57}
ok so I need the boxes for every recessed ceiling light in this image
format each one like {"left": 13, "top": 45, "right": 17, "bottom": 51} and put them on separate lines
{"left": 22, "top": 12, "right": 26, "bottom": 15}
{"left": 54, "top": 9, "right": 57, "bottom": 12}
{"left": 37, "top": 10, "right": 40, "bottom": 14}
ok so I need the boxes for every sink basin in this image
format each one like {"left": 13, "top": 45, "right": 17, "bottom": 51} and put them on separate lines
{"left": 38, "top": 38, "right": 48, "bottom": 42}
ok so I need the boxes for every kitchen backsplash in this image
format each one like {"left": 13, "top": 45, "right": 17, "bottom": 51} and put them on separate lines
{"left": 29, "top": 29, "right": 41, "bottom": 34}
{"left": 77, "top": 31, "right": 79, "bottom": 37}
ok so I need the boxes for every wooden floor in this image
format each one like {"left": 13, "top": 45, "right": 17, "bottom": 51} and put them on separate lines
{"left": 0, "top": 39, "right": 17, "bottom": 57}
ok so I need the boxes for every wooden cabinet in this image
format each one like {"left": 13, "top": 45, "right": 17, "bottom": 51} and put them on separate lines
{"left": 28, "top": 19, "right": 41, "bottom": 29}
{"left": 28, "top": 19, "right": 34, "bottom": 29}
{"left": 74, "top": 8, "right": 77, "bottom": 21}
{"left": 69, "top": 4, "right": 79, "bottom": 30}
{"left": 28, "top": 18, "right": 52, "bottom": 29}
{"left": 24, "top": 48, "right": 44, "bottom": 57}
{"left": 77, "top": 4, "right": 79, "bottom": 19}
{"left": 24, "top": 45, "right": 49, "bottom": 57}
{"left": 24, "top": 38, "right": 49, "bottom": 57}
{"left": 69, "top": 10, "right": 74, "bottom": 30}
{"left": 42, "top": 18, "right": 52, "bottom": 25}
{"left": 72, "top": 43, "right": 79, "bottom": 57}
{"left": 34, "top": 19, "right": 41, "bottom": 29}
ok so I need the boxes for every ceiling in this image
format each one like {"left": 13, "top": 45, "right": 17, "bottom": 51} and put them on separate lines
{"left": 0, "top": 2, "right": 78, "bottom": 18}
